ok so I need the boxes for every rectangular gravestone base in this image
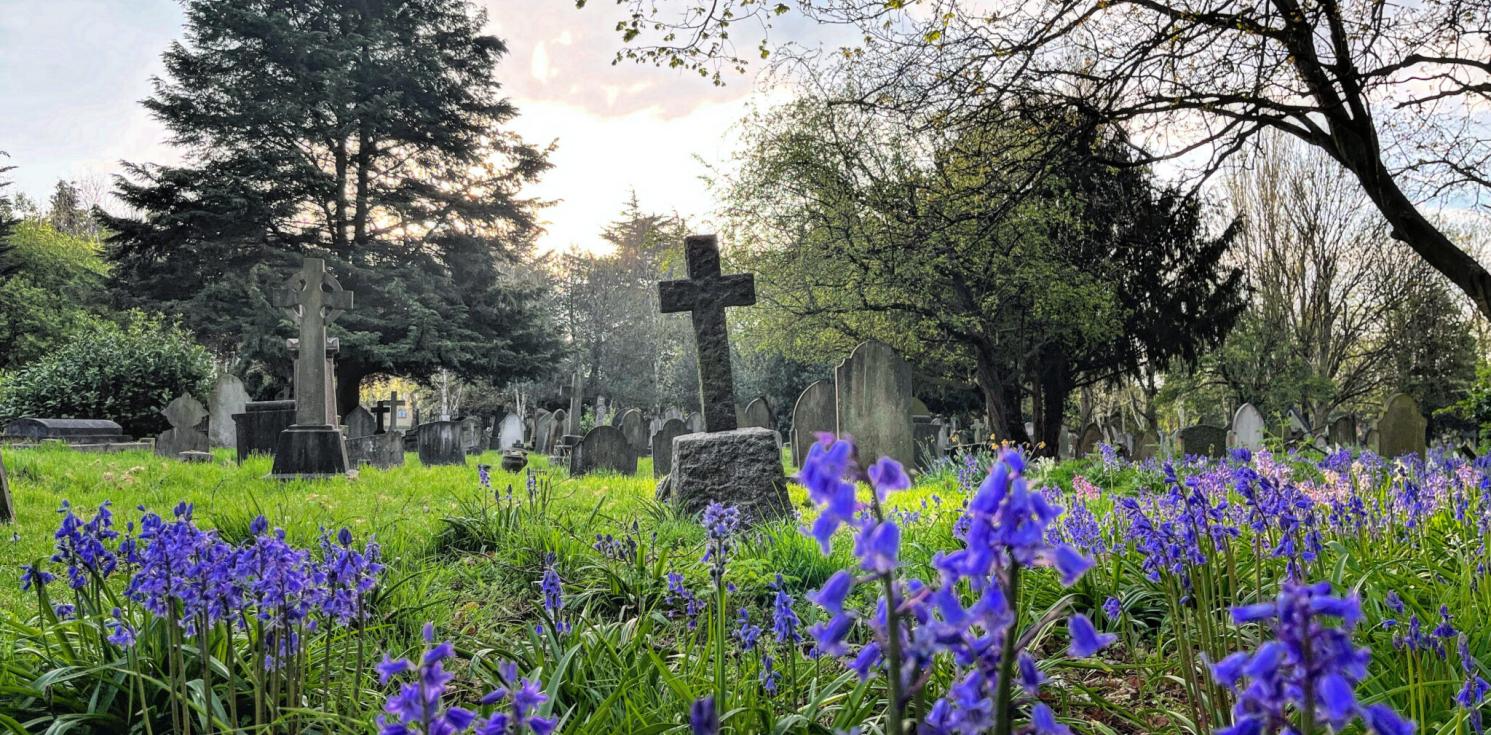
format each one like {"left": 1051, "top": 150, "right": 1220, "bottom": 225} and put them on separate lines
{"left": 267, "top": 425, "right": 355, "bottom": 480}
{"left": 348, "top": 431, "right": 405, "bottom": 470}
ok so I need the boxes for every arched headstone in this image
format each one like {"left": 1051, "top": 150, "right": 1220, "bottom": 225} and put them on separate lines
{"left": 620, "top": 409, "right": 647, "bottom": 454}
{"left": 835, "top": 341, "right": 915, "bottom": 469}
{"left": 1231, "top": 403, "right": 1265, "bottom": 451}
{"left": 1377, "top": 393, "right": 1427, "bottom": 458}
{"left": 790, "top": 380, "right": 836, "bottom": 467}
{"left": 1076, "top": 422, "right": 1103, "bottom": 457}
{"left": 208, "top": 374, "right": 250, "bottom": 448}
{"left": 496, "top": 413, "right": 524, "bottom": 450}
{"left": 571, "top": 425, "right": 637, "bottom": 476}
{"left": 651, "top": 418, "right": 690, "bottom": 478}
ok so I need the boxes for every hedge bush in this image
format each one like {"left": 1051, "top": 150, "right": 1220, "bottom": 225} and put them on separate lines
{"left": 0, "top": 312, "right": 213, "bottom": 437}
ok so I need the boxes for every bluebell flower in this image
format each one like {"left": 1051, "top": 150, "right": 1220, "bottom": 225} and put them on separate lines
{"left": 771, "top": 575, "right": 802, "bottom": 644}
{"left": 689, "top": 695, "right": 718, "bottom": 735}
{"left": 1068, "top": 614, "right": 1115, "bottom": 658}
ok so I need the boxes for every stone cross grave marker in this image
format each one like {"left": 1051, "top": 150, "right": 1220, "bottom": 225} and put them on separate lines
{"left": 1231, "top": 403, "right": 1266, "bottom": 451}
{"left": 274, "top": 258, "right": 351, "bottom": 427}
{"left": 157, "top": 393, "right": 210, "bottom": 458}
{"left": 659, "top": 234, "right": 756, "bottom": 433}
{"left": 269, "top": 257, "right": 353, "bottom": 478}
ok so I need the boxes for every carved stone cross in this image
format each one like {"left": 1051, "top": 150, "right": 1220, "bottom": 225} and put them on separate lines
{"left": 274, "top": 258, "right": 352, "bottom": 427}
{"left": 658, "top": 235, "right": 756, "bottom": 432}
{"left": 373, "top": 392, "right": 407, "bottom": 434}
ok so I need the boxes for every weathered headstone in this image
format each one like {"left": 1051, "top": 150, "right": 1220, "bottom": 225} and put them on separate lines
{"left": 207, "top": 374, "right": 250, "bottom": 448}
{"left": 1135, "top": 429, "right": 1161, "bottom": 461}
{"left": 156, "top": 394, "right": 210, "bottom": 459}
{"left": 495, "top": 413, "right": 524, "bottom": 451}
{"left": 533, "top": 410, "right": 554, "bottom": 454}
{"left": 790, "top": 380, "right": 836, "bottom": 468}
{"left": 269, "top": 258, "right": 353, "bottom": 479}
{"left": 651, "top": 418, "right": 690, "bottom": 478}
{"left": 657, "top": 428, "right": 789, "bottom": 522}
{"left": 1328, "top": 415, "right": 1357, "bottom": 447}
{"left": 835, "top": 341, "right": 915, "bottom": 469}
{"left": 686, "top": 412, "right": 706, "bottom": 433}
{"left": 1231, "top": 403, "right": 1266, "bottom": 451}
{"left": 347, "top": 431, "right": 405, "bottom": 469}
{"left": 913, "top": 417, "right": 949, "bottom": 467}
{"left": 548, "top": 410, "right": 568, "bottom": 454}
{"left": 344, "top": 406, "right": 377, "bottom": 439}
{"left": 460, "top": 416, "right": 482, "bottom": 454}
{"left": 566, "top": 372, "right": 585, "bottom": 436}
{"left": 417, "top": 420, "right": 466, "bottom": 466}
{"left": 1179, "top": 424, "right": 1227, "bottom": 458}
{"left": 658, "top": 234, "right": 756, "bottom": 432}
{"left": 0, "top": 447, "right": 12, "bottom": 523}
{"left": 911, "top": 397, "right": 931, "bottom": 418}
{"left": 739, "top": 397, "right": 775, "bottom": 431}
{"left": 232, "top": 400, "right": 296, "bottom": 462}
{"left": 2, "top": 418, "right": 135, "bottom": 449}
{"left": 570, "top": 425, "right": 638, "bottom": 476}
{"left": 620, "top": 409, "right": 647, "bottom": 454}
{"left": 1377, "top": 393, "right": 1428, "bottom": 459}
{"left": 1058, "top": 429, "right": 1075, "bottom": 460}
{"left": 1286, "top": 408, "right": 1310, "bottom": 444}
{"left": 1076, "top": 422, "right": 1103, "bottom": 457}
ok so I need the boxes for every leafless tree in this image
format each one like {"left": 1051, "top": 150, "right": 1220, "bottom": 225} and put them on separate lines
{"left": 594, "top": 0, "right": 1491, "bottom": 319}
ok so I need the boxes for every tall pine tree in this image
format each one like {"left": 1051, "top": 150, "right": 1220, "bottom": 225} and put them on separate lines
{"left": 103, "top": 0, "right": 563, "bottom": 413}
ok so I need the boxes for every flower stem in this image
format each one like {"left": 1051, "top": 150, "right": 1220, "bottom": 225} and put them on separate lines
{"left": 994, "top": 562, "right": 1022, "bottom": 735}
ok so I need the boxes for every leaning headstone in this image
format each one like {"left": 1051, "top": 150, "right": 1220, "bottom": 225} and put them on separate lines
{"left": 618, "top": 409, "right": 647, "bottom": 454}
{"left": 533, "top": 411, "right": 555, "bottom": 454}
{"left": 570, "top": 425, "right": 638, "bottom": 476}
{"left": 0, "top": 447, "right": 12, "bottom": 523}
{"left": 156, "top": 394, "right": 210, "bottom": 459}
{"left": 495, "top": 414, "right": 524, "bottom": 451}
{"left": 344, "top": 406, "right": 377, "bottom": 439}
{"left": 657, "top": 428, "right": 789, "bottom": 522}
{"left": 835, "top": 341, "right": 915, "bottom": 469}
{"left": 207, "top": 374, "right": 250, "bottom": 448}
{"left": 1377, "top": 393, "right": 1428, "bottom": 459}
{"left": 1231, "top": 403, "right": 1266, "bottom": 451}
{"left": 1328, "top": 415, "right": 1357, "bottom": 447}
{"left": 269, "top": 257, "right": 353, "bottom": 479}
{"left": 1076, "top": 422, "right": 1103, "bottom": 457}
{"left": 1179, "top": 424, "right": 1228, "bottom": 458}
{"left": 417, "top": 421, "right": 466, "bottom": 466}
{"left": 658, "top": 234, "right": 756, "bottom": 432}
{"left": 790, "top": 380, "right": 836, "bottom": 467}
{"left": 651, "top": 418, "right": 690, "bottom": 478}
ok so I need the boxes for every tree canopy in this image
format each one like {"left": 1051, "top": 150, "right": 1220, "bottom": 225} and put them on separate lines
{"left": 102, "top": 0, "right": 564, "bottom": 412}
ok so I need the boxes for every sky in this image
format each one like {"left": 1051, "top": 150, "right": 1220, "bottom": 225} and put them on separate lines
{"left": 0, "top": 0, "right": 793, "bottom": 254}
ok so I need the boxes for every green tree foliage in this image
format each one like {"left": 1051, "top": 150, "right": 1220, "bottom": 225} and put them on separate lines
{"left": 553, "top": 196, "right": 700, "bottom": 412}
{"left": 0, "top": 313, "right": 214, "bottom": 437}
{"left": 0, "top": 221, "right": 109, "bottom": 371}
{"left": 724, "top": 94, "right": 1243, "bottom": 451}
{"left": 101, "top": 0, "right": 564, "bottom": 414}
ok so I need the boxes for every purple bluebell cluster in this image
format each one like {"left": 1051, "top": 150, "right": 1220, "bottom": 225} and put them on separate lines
{"left": 376, "top": 623, "right": 555, "bottom": 735}
{"left": 797, "top": 437, "right": 1110, "bottom": 734}
{"left": 1212, "top": 581, "right": 1412, "bottom": 735}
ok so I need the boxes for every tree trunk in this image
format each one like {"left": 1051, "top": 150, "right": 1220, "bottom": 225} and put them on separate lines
{"left": 1334, "top": 128, "right": 1491, "bottom": 321}
{"left": 972, "top": 340, "right": 1016, "bottom": 443}
{"left": 1033, "top": 352, "right": 1069, "bottom": 458}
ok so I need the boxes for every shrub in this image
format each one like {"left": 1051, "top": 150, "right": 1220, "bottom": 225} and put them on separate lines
{"left": 0, "top": 311, "right": 213, "bottom": 437}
